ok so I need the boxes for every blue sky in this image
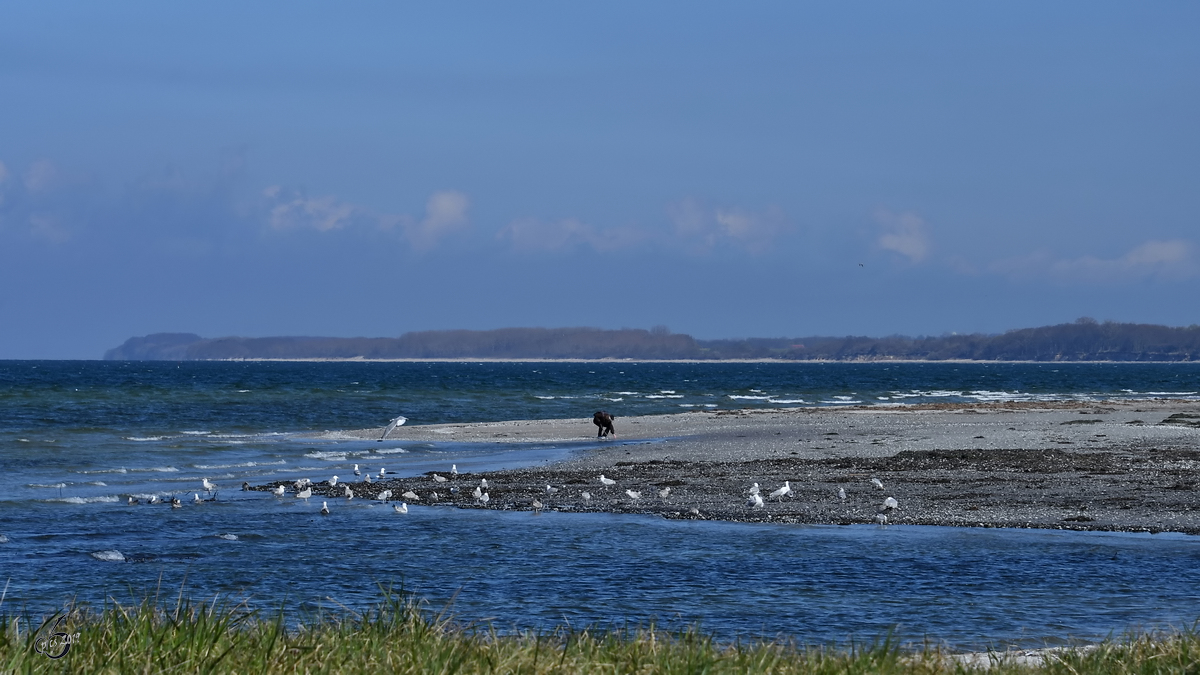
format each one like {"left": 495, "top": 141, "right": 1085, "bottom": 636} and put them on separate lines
{"left": 2, "top": 2, "right": 1198, "bottom": 358}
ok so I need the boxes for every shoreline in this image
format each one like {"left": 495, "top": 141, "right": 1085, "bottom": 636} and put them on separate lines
{"left": 270, "top": 400, "right": 1200, "bottom": 534}
{"left": 177, "top": 357, "right": 1200, "bottom": 363}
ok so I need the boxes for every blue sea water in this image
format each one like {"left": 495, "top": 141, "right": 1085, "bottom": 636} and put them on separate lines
{"left": 2, "top": 360, "right": 1200, "bottom": 649}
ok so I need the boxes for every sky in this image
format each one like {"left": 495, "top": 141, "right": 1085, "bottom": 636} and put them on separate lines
{"left": 1, "top": 2, "right": 1198, "bottom": 358}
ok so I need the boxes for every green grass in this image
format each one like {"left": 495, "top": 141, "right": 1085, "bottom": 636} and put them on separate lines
{"left": 2, "top": 591, "right": 1198, "bottom": 674}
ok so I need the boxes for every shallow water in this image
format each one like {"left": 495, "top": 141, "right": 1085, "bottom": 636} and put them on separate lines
{"left": 2, "top": 360, "right": 1199, "bottom": 648}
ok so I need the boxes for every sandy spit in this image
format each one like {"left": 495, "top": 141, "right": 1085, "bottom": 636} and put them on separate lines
{"left": 275, "top": 400, "right": 1200, "bottom": 533}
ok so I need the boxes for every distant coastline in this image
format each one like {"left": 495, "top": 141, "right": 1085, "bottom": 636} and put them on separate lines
{"left": 104, "top": 320, "right": 1200, "bottom": 362}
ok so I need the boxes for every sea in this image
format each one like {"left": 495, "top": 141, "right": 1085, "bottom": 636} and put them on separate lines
{"left": 3, "top": 360, "right": 1200, "bottom": 649}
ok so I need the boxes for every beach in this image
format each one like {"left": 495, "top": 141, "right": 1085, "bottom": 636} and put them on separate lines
{"left": 286, "top": 399, "right": 1200, "bottom": 534}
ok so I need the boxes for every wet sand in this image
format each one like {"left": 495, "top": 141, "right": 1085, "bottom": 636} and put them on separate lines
{"left": 270, "top": 400, "right": 1200, "bottom": 534}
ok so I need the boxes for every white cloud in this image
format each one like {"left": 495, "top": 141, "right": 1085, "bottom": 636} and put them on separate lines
{"left": 666, "top": 199, "right": 788, "bottom": 254}
{"left": 261, "top": 187, "right": 470, "bottom": 250}
{"left": 876, "top": 210, "right": 930, "bottom": 262}
{"left": 403, "top": 190, "right": 470, "bottom": 251}
{"left": 496, "top": 216, "right": 644, "bottom": 254}
{"left": 991, "top": 239, "right": 1197, "bottom": 282}
{"left": 24, "top": 159, "right": 58, "bottom": 193}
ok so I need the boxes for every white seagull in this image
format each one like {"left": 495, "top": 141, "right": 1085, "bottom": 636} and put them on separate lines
{"left": 748, "top": 482, "right": 760, "bottom": 495}
{"left": 193, "top": 493, "right": 202, "bottom": 504}
{"left": 320, "top": 501, "right": 330, "bottom": 515}
{"left": 871, "top": 477, "right": 884, "bottom": 490}
{"left": 272, "top": 485, "right": 286, "bottom": 498}
{"left": 393, "top": 503, "right": 408, "bottom": 514}
{"left": 747, "top": 493, "right": 764, "bottom": 508}
{"left": 480, "top": 492, "right": 490, "bottom": 505}
{"left": 378, "top": 490, "right": 392, "bottom": 502}
{"left": 472, "top": 486, "right": 482, "bottom": 500}
{"left": 625, "top": 489, "right": 641, "bottom": 500}
{"left": 581, "top": 491, "right": 592, "bottom": 502}
{"left": 294, "top": 478, "right": 311, "bottom": 491}
{"left": 658, "top": 487, "right": 671, "bottom": 499}
{"left": 354, "top": 464, "right": 361, "bottom": 476}
{"left": 480, "top": 478, "right": 489, "bottom": 489}
{"left": 297, "top": 488, "right": 312, "bottom": 501}
{"left": 769, "top": 481, "right": 793, "bottom": 500}
{"left": 532, "top": 499, "right": 543, "bottom": 512}
{"left": 838, "top": 487, "right": 847, "bottom": 502}
{"left": 379, "top": 415, "right": 407, "bottom": 441}
{"left": 451, "top": 464, "right": 458, "bottom": 475}
{"left": 401, "top": 491, "right": 420, "bottom": 501}
{"left": 599, "top": 475, "right": 616, "bottom": 486}
{"left": 546, "top": 485, "right": 559, "bottom": 495}
{"left": 875, "top": 513, "right": 888, "bottom": 527}
{"left": 202, "top": 478, "right": 215, "bottom": 493}
{"left": 432, "top": 474, "right": 447, "bottom": 483}
{"left": 344, "top": 486, "right": 354, "bottom": 500}
{"left": 364, "top": 474, "right": 372, "bottom": 484}
{"left": 378, "top": 468, "right": 386, "bottom": 479}
{"left": 329, "top": 475, "right": 338, "bottom": 487}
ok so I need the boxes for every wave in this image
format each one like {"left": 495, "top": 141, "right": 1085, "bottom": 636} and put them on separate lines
{"left": 181, "top": 431, "right": 211, "bottom": 435}
{"left": 768, "top": 398, "right": 806, "bottom": 404}
{"left": 215, "top": 533, "right": 239, "bottom": 541}
{"left": 193, "top": 460, "right": 287, "bottom": 470}
{"left": 729, "top": 395, "right": 771, "bottom": 400}
{"left": 644, "top": 394, "right": 684, "bottom": 399}
{"left": 48, "top": 496, "right": 121, "bottom": 504}
{"left": 305, "top": 451, "right": 348, "bottom": 461}
{"left": 90, "top": 550, "right": 125, "bottom": 562}
{"left": 28, "top": 483, "right": 68, "bottom": 489}
{"left": 375, "top": 448, "right": 408, "bottom": 455}
{"left": 126, "top": 436, "right": 166, "bottom": 442}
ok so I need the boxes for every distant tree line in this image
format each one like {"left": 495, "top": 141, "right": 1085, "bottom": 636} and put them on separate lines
{"left": 105, "top": 319, "right": 1200, "bottom": 361}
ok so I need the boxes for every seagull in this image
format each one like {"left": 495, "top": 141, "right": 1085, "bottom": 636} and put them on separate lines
{"left": 193, "top": 493, "right": 202, "bottom": 504}
{"left": 393, "top": 503, "right": 408, "bottom": 514}
{"left": 379, "top": 415, "right": 407, "bottom": 441}
{"left": 202, "top": 478, "right": 215, "bottom": 493}
{"left": 430, "top": 492, "right": 439, "bottom": 502}
{"left": 272, "top": 485, "right": 286, "bottom": 497}
{"left": 378, "top": 468, "right": 386, "bottom": 479}
{"left": 480, "top": 479, "right": 489, "bottom": 489}
{"left": 546, "top": 485, "right": 559, "bottom": 495}
{"left": 432, "top": 474, "right": 447, "bottom": 483}
{"left": 532, "top": 499, "right": 543, "bottom": 512}
{"left": 344, "top": 486, "right": 354, "bottom": 500}
{"left": 599, "top": 475, "right": 616, "bottom": 486}
{"left": 473, "top": 486, "right": 482, "bottom": 500}
{"left": 330, "top": 476, "right": 339, "bottom": 487}
{"left": 883, "top": 496, "right": 899, "bottom": 510}
{"left": 747, "top": 493, "right": 764, "bottom": 508}
{"left": 364, "top": 474, "right": 372, "bottom": 484}
{"left": 625, "top": 489, "right": 641, "bottom": 500}
{"left": 480, "top": 492, "right": 490, "bottom": 505}
{"left": 871, "top": 477, "right": 884, "bottom": 490}
{"left": 320, "top": 501, "right": 330, "bottom": 515}
{"left": 769, "top": 481, "right": 793, "bottom": 500}
{"left": 581, "top": 491, "right": 592, "bottom": 502}
{"left": 658, "top": 487, "right": 671, "bottom": 499}
{"left": 297, "top": 488, "right": 312, "bottom": 501}
{"left": 748, "top": 482, "right": 760, "bottom": 495}
{"left": 241, "top": 482, "right": 250, "bottom": 491}
{"left": 838, "top": 487, "right": 847, "bottom": 502}
{"left": 294, "top": 478, "right": 311, "bottom": 490}
{"left": 875, "top": 513, "right": 888, "bottom": 527}
{"left": 378, "top": 490, "right": 392, "bottom": 502}
{"left": 127, "top": 497, "right": 139, "bottom": 505}
{"left": 354, "top": 464, "right": 361, "bottom": 477}
{"left": 402, "top": 491, "right": 420, "bottom": 501}
{"left": 148, "top": 495, "right": 159, "bottom": 504}
{"left": 451, "top": 464, "right": 458, "bottom": 475}
{"left": 171, "top": 497, "right": 182, "bottom": 508}
{"left": 450, "top": 487, "right": 459, "bottom": 495}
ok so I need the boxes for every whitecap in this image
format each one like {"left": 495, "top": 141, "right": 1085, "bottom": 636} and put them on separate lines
{"left": 305, "top": 451, "right": 348, "bottom": 461}
{"left": 144, "top": 467, "right": 180, "bottom": 473}
{"left": 87, "top": 481, "right": 108, "bottom": 486}
{"left": 193, "top": 460, "right": 286, "bottom": 470}
{"left": 822, "top": 399, "right": 863, "bottom": 405}
{"left": 729, "top": 395, "right": 771, "bottom": 400}
{"left": 79, "top": 468, "right": 128, "bottom": 474}
{"left": 375, "top": 448, "right": 408, "bottom": 455}
{"left": 216, "top": 533, "right": 239, "bottom": 541}
{"left": 645, "top": 394, "right": 684, "bottom": 399}
{"left": 49, "top": 496, "right": 120, "bottom": 504}
{"left": 28, "top": 483, "right": 68, "bottom": 489}
{"left": 768, "top": 398, "right": 806, "bottom": 404}
{"left": 615, "top": 391, "right": 639, "bottom": 396}
{"left": 181, "top": 431, "right": 211, "bottom": 435}
{"left": 535, "top": 395, "right": 556, "bottom": 400}
{"left": 237, "top": 389, "right": 250, "bottom": 393}
{"left": 90, "top": 550, "right": 126, "bottom": 562}
{"left": 126, "top": 436, "right": 166, "bottom": 442}
{"left": 660, "top": 390, "right": 676, "bottom": 394}
{"left": 604, "top": 397, "right": 624, "bottom": 402}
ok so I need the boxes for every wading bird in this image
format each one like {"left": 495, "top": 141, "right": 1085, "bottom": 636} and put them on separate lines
{"left": 297, "top": 488, "right": 312, "bottom": 501}
{"left": 393, "top": 503, "right": 408, "bottom": 514}
{"left": 532, "top": 499, "right": 543, "bottom": 512}
{"left": 599, "top": 475, "right": 616, "bottom": 486}
{"left": 379, "top": 416, "right": 407, "bottom": 441}
{"left": 272, "top": 485, "right": 286, "bottom": 498}
{"left": 202, "top": 478, "right": 215, "bottom": 493}
{"left": 320, "top": 501, "right": 330, "bottom": 515}
{"left": 193, "top": 493, "right": 202, "bottom": 504}
{"left": 354, "top": 464, "right": 361, "bottom": 477}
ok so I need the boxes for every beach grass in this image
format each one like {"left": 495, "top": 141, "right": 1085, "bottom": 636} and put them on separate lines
{"left": 2, "top": 591, "right": 1198, "bottom": 674}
